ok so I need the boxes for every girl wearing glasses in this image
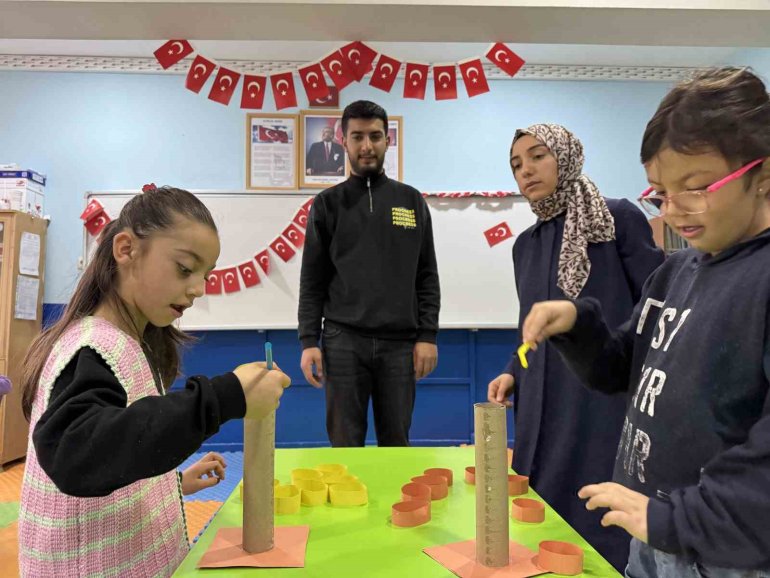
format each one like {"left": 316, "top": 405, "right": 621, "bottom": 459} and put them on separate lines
{"left": 521, "top": 67, "right": 770, "bottom": 576}
{"left": 487, "top": 123, "right": 664, "bottom": 570}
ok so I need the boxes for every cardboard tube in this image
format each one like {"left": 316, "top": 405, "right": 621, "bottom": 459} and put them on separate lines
{"left": 242, "top": 412, "right": 275, "bottom": 553}
{"left": 474, "top": 402, "right": 509, "bottom": 567}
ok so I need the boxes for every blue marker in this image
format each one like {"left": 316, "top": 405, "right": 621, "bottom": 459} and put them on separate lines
{"left": 265, "top": 342, "right": 273, "bottom": 370}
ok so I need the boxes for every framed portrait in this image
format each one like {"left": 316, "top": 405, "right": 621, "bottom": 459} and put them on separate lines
{"left": 300, "top": 110, "right": 348, "bottom": 189}
{"left": 384, "top": 116, "right": 403, "bottom": 182}
{"left": 246, "top": 113, "right": 299, "bottom": 190}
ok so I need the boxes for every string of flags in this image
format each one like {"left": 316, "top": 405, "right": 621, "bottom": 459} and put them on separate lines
{"left": 153, "top": 40, "right": 525, "bottom": 109}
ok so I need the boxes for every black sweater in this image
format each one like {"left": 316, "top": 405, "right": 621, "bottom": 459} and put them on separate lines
{"left": 298, "top": 172, "right": 440, "bottom": 348}
{"left": 33, "top": 347, "right": 245, "bottom": 497}
{"left": 552, "top": 229, "right": 770, "bottom": 568}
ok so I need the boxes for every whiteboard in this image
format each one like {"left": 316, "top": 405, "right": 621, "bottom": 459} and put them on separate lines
{"left": 84, "top": 191, "right": 536, "bottom": 330}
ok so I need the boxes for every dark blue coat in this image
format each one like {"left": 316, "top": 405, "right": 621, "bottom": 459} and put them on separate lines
{"left": 504, "top": 198, "right": 664, "bottom": 569}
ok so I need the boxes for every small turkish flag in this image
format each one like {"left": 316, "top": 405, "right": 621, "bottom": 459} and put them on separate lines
{"left": 238, "top": 260, "right": 261, "bottom": 288}
{"left": 221, "top": 267, "right": 241, "bottom": 293}
{"left": 458, "top": 58, "right": 490, "bottom": 97}
{"left": 302, "top": 197, "right": 315, "bottom": 212}
{"left": 270, "top": 72, "right": 298, "bottom": 110}
{"left": 321, "top": 51, "right": 356, "bottom": 91}
{"left": 293, "top": 206, "right": 309, "bottom": 229}
{"left": 186, "top": 55, "right": 216, "bottom": 93}
{"left": 241, "top": 75, "right": 267, "bottom": 109}
{"left": 341, "top": 41, "right": 377, "bottom": 81}
{"left": 309, "top": 85, "right": 339, "bottom": 108}
{"left": 154, "top": 39, "right": 194, "bottom": 69}
{"left": 403, "top": 62, "right": 430, "bottom": 100}
{"left": 369, "top": 55, "right": 401, "bottom": 93}
{"left": 433, "top": 64, "right": 458, "bottom": 101}
{"left": 486, "top": 42, "right": 525, "bottom": 77}
{"left": 205, "top": 270, "right": 223, "bottom": 295}
{"left": 208, "top": 67, "right": 241, "bottom": 105}
{"left": 298, "top": 62, "right": 330, "bottom": 102}
{"left": 255, "top": 250, "right": 271, "bottom": 275}
{"left": 270, "top": 236, "right": 296, "bottom": 262}
{"left": 484, "top": 222, "right": 514, "bottom": 247}
{"left": 85, "top": 212, "right": 111, "bottom": 236}
{"left": 282, "top": 223, "right": 306, "bottom": 248}
{"left": 80, "top": 199, "right": 104, "bottom": 221}
{"left": 258, "top": 125, "right": 289, "bottom": 143}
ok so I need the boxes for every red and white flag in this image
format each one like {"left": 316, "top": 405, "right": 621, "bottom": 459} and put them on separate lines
{"left": 321, "top": 51, "right": 356, "bottom": 91}
{"left": 433, "top": 64, "right": 457, "bottom": 101}
{"left": 270, "top": 72, "right": 298, "bottom": 110}
{"left": 341, "top": 41, "right": 377, "bottom": 81}
{"left": 208, "top": 67, "right": 241, "bottom": 105}
{"left": 186, "top": 55, "right": 216, "bottom": 93}
{"left": 298, "top": 62, "right": 330, "bottom": 102}
{"left": 458, "top": 58, "right": 490, "bottom": 97}
{"left": 258, "top": 125, "right": 289, "bottom": 143}
{"left": 485, "top": 42, "right": 525, "bottom": 77}
{"left": 484, "top": 222, "right": 514, "bottom": 247}
{"left": 293, "top": 206, "right": 309, "bottom": 229}
{"left": 85, "top": 212, "right": 111, "bottom": 236}
{"left": 403, "top": 62, "right": 430, "bottom": 100}
{"left": 255, "top": 249, "right": 271, "bottom": 275}
{"left": 369, "top": 55, "right": 401, "bottom": 93}
{"left": 80, "top": 199, "right": 104, "bottom": 222}
{"left": 221, "top": 267, "right": 240, "bottom": 293}
{"left": 270, "top": 236, "right": 296, "bottom": 262}
{"left": 205, "top": 270, "right": 223, "bottom": 295}
{"left": 240, "top": 75, "right": 267, "bottom": 109}
{"left": 283, "top": 223, "right": 306, "bottom": 248}
{"left": 302, "top": 197, "right": 315, "bottom": 213}
{"left": 238, "top": 260, "right": 261, "bottom": 288}
{"left": 154, "top": 39, "right": 193, "bottom": 69}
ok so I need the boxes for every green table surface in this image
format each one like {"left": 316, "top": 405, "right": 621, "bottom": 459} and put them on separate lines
{"left": 173, "top": 447, "right": 621, "bottom": 577}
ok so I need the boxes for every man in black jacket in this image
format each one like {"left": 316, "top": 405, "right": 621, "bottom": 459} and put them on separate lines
{"left": 305, "top": 125, "right": 345, "bottom": 176}
{"left": 298, "top": 100, "right": 440, "bottom": 447}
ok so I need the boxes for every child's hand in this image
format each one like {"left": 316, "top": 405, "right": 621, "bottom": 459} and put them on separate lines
{"left": 487, "top": 374, "right": 514, "bottom": 407}
{"left": 233, "top": 362, "right": 291, "bottom": 420}
{"left": 522, "top": 300, "right": 578, "bottom": 348}
{"left": 181, "top": 451, "right": 226, "bottom": 496}
{"left": 578, "top": 482, "right": 649, "bottom": 543}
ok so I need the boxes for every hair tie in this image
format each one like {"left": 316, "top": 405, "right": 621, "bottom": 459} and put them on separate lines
{"left": 142, "top": 183, "right": 157, "bottom": 193}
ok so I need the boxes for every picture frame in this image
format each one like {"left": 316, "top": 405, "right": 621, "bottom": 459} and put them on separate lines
{"left": 299, "top": 109, "right": 348, "bottom": 189}
{"left": 384, "top": 116, "right": 403, "bottom": 182}
{"left": 246, "top": 113, "right": 299, "bottom": 190}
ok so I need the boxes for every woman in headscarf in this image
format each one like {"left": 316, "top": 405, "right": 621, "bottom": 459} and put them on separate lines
{"left": 488, "top": 124, "right": 664, "bottom": 570}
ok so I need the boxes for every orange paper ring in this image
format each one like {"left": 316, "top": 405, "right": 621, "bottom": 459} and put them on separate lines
{"left": 510, "top": 498, "right": 545, "bottom": 523}
{"left": 536, "top": 541, "right": 584, "bottom": 575}
{"left": 401, "top": 482, "right": 432, "bottom": 503}
{"left": 464, "top": 466, "right": 475, "bottom": 485}
{"left": 410, "top": 475, "right": 448, "bottom": 500}
{"left": 392, "top": 500, "right": 431, "bottom": 527}
{"left": 424, "top": 467, "right": 453, "bottom": 486}
{"left": 508, "top": 474, "right": 529, "bottom": 496}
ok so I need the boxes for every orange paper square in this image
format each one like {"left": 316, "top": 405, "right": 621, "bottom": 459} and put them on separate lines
{"left": 197, "top": 525, "right": 310, "bottom": 568}
{"left": 423, "top": 539, "right": 546, "bottom": 578}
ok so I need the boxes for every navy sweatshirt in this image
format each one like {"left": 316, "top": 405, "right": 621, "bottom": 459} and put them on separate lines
{"left": 298, "top": 172, "right": 440, "bottom": 348}
{"left": 551, "top": 228, "right": 770, "bottom": 568}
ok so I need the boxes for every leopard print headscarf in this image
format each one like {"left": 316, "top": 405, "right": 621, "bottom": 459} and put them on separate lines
{"left": 511, "top": 124, "right": 615, "bottom": 299}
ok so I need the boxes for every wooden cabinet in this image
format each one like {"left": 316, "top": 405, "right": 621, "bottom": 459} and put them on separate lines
{"left": 0, "top": 210, "right": 48, "bottom": 467}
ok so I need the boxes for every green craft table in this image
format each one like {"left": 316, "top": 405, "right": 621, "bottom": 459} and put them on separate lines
{"left": 173, "top": 447, "right": 621, "bottom": 577}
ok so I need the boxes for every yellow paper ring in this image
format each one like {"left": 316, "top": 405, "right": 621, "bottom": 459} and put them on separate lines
{"left": 323, "top": 473, "right": 359, "bottom": 485}
{"left": 329, "top": 481, "right": 368, "bottom": 507}
{"left": 295, "top": 479, "right": 328, "bottom": 506}
{"left": 291, "top": 468, "right": 323, "bottom": 484}
{"left": 517, "top": 342, "right": 532, "bottom": 369}
{"left": 274, "top": 484, "right": 301, "bottom": 514}
{"left": 315, "top": 463, "right": 347, "bottom": 476}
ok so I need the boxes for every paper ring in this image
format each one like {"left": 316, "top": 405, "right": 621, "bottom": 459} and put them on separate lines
{"left": 508, "top": 474, "right": 529, "bottom": 496}
{"left": 294, "top": 478, "right": 328, "bottom": 506}
{"left": 323, "top": 473, "right": 359, "bottom": 485}
{"left": 511, "top": 498, "right": 545, "bottom": 523}
{"left": 401, "top": 482, "right": 432, "bottom": 503}
{"left": 274, "top": 484, "right": 300, "bottom": 515}
{"left": 410, "top": 475, "right": 448, "bottom": 500}
{"left": 291, "top": 468, "right": 323, "bottom": 484}
{"left": 464, "top": 466, "right": 475, "bottom": 484}
{"left": 535, "top": 541, "right": 584, "bottom": 575}
{"left": 315, "top": 463, "right": 347, "bottom": 476}
{"left": 424, "top": 467, "right": 453, "bottom": 486}
{"left": 392, "top": 500, "right": 431, "bottom": 527}
{"left": 329, "top": 481, "right": 368, "bottom": 507}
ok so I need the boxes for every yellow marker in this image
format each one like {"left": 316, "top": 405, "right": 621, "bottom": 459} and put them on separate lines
{"left": 517, "top": 342, "right": 532, "bottom": 369}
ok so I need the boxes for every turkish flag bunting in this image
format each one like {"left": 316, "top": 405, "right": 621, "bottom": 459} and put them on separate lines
{"left": 302, "top": 197, "right": 315, "bottom": 213}
{"left": 321, "top": 51, "right": 356, "bottom": 91}
{"left": 485, "top": 42, "right": 525, "bottom": 77}
{"left": 255, "top": 249, "right": 271, "bottom": 275}
{"left": 484, "top": 222, "right": 514, "bottom": 247}
{"left": 208, "top": 67, "right": 241, "bottom": 105}
{"left": 458, "top": 58, "right": 490, "bottom": 97}
{"left": 85, "top": 213, "right": 111, "bottom": 236}
{"left": 403, "top": 62, "right": 430, "bottom": 100}
{"left": 205, "top": 270, "right": 223, "bottom": 295}
{"left": 341, "top": 41, "right": 377, "bottom": 81}
{"left": 369, "top": 54, "right": 401, "bottom": 93}
{"left": 154, "top": 39, "right": 194, "bottom": 69}
{"left": 293, "top": 206, "right": 309, "bottom": 229}
{"left": 80, "top": 199, "right": 104, "bottom": 221}
{"left": 185, "top": 55, "right": 216, "bottom": 93}
{"left": 433, "top": 64, "right": 458, "bottom": 101}
{"left": 282, "top": 223, "right": 306, "bottom": 248}
{"left": 298, "top": 62, "right": 330, "bottom": 102}
{"left": 238, "top": 260, "right": 261, "bottom": 288}
{"left": 221, "top": 267, "right": 241, "bottom": 293}
{"left": 240, "top": 75, "right": 267, "bottom": 109}
{"left": 270, "top": 236, "right": 296, "bottom": 262}
{"left": 270, "top": 72, "right": 298, "bottom": 110}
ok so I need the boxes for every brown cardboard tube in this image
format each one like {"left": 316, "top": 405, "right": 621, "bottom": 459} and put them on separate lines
{"left": 510, "top": 498, "right": 545, "bottom": 523}
{"left": 536, "top": 541, "right": 584, "bottom": 575}
{"left": 464, "top": 466, "right": 475, "bottom": 484}
{"left": 401, "top": 482, "right": 432, "bottom": 503}
{"left": 424, "top": 467, "right": 453, "bottom": 486}
{"left": 507, "top": 474, "right": 529, "bottom": 496}
{"left": 242, "top": 413, "right": 275, "bottom": 553}
{"left": 410, "top": 475, "right": 448, "bottom": 500}
{"left": 392, "top": 500, "right": 431, "bottom": 527}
